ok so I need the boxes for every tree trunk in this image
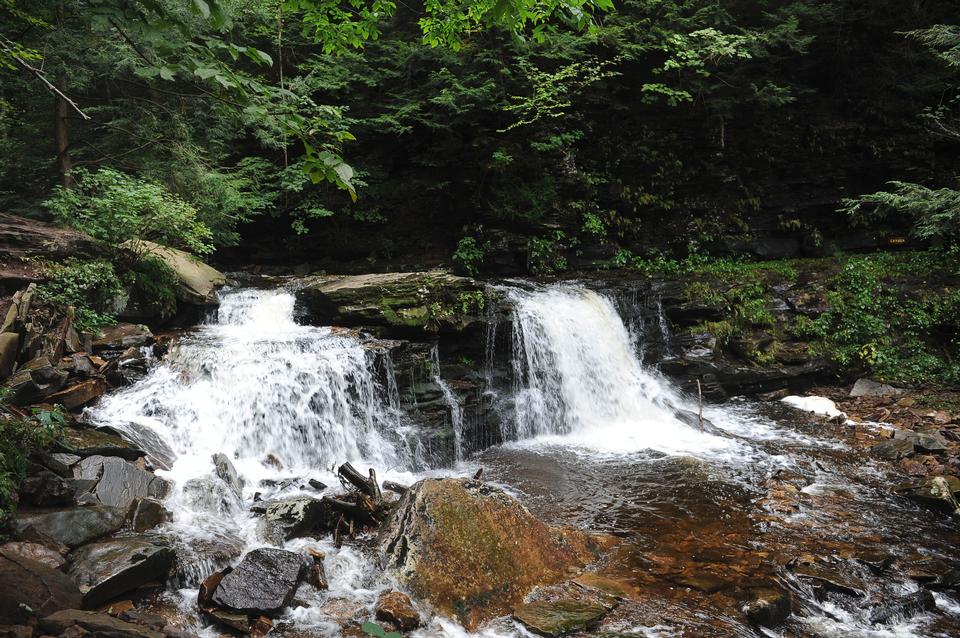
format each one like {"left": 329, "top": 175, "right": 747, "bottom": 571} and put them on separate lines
{"left": 54, "top": 3, "right": 73, "bottom": 188}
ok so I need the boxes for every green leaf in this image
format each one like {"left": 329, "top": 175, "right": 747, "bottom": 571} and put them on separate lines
{"left": 193, "top": 67, "right": 218, "bottom": 80}
{"left": 191, "top": 0, "right": 211, "bottom": 19}
{"left": 159, "top": 66, "right": 176, "bottom": 81}
{"left": 245, "top": 48, "right": 274, "bottom": 66}
{"left": 361, "top": 622, "right": 386, "bottom": 638}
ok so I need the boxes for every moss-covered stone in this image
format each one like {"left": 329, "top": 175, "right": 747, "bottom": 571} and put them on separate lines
{"left": 378, "top": 478, "right": 613, "bottom": 629}
{"left": 512, "top": 599, "right": 609, "bottom": 636}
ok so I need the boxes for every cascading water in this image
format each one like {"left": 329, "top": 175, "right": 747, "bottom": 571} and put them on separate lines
{"left": 504, "top": 285, "right": 730, "bottom": 456}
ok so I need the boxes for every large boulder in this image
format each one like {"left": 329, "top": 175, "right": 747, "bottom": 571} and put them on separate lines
{"left": 378, "top": 479, "right": 609, "bottom": 629}
{"left": 60, "top": 427, "right": 146, "bottom": 461}
{"left": 121, "top": 240, "right": 225, "bottom": 306}
{"left": 294, "top": 271, "right": 482, "bottom": 333}
{"left": 39, "top": 609, "right": 164, "bottom": 638}
{"left": 68, "top": 536, "right": 175, "bottom": 607}
{"left": 255, "top": 496, "right": 335, "bottom": 545}
{"left": 0, "top": 547, "right": 82, "bottom": 623}
{"left": 11, "top": 506, "right": 125, "bottom": 548}
{"left": 512, "top": 599, "right": 609, "bottom": 637}
{"left": 73, "top": 455, "right": 170, "bottom": 510}
{"left": 210, "top": 548, "right": 306, "bottom": 615}
{"left": 92, "top": 323, "right": 153, "bottom": 353}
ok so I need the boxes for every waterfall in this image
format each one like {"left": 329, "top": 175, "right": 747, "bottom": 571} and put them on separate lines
{"left": 504, "top": 285, "right": 728, "bottom": 455}
{"left": 430, "top": 346, "right": 465, "bottom": 463}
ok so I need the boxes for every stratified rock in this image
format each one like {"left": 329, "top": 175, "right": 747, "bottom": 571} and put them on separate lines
{"left": 0, "top": 542, "right": 64, "bottom": 570}
{"left": 378, "top": 478, "right": 609, "bottom": 629}
{"left": 375, "top": 591, "right": 421, "bottom": 631}
{"left": 68, "top": 536, "right": 175, "bottom": 608}
{"left": 19, "top": 471, "right": 95, "bottom": 507}
{"left": 60, "top": 428, "right": 145, "bottom": 461}
{"left": 120, "top": 240, "right": 225, "bottom": 306}
{"left": 0, "top": 547, "right": 82, "bottom": 623}
{"left": 741, "top": 587, "right": 792, "bottom": 628}
{"left": 894, "top": 429, "right": 950, "bottom": 453}
{"left": 512, "top": 600, "right": 609, "bottom": 637}
{"left": 871, "top": 439, "right": 916, "bottom": 461}
{"left": 73, "top": 455, "right": 169, "bottom": 510}
{"left": 850, "top": 378, "right": 907, "bottom": 398}
{"left": 211, "top": 548, "right": 306, "bottom": 615}
{"left": 212, "top": 453, "right": 243, "bottom": 498}
{"left": 128, "top": 497, "right": 168, "bottom": 533}
{"left": 255, "top": 497, "right": 334, "bottom": 545}
{"left": 92, "top": 323, "right": 153, "bottom": 353}
{"left": 895, "top": 476, "right": 960, "bottom": 515}
{"left": 11, "top": 506, "right": 125, "bottom": 548}
{"left": 46, "top": 379, "right": 108, "bottom": 410}
{"left": 40, "top": 610, "right": 163, "bottom": 638}
{"left": 7, "top": 356, "right": 68, "bottom": 405}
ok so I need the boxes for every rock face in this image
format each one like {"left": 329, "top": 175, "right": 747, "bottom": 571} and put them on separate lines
{"left": 211, "top": 548, "right": 306, "bottom": 615}
{"left": 295, "top": 271, "right": 482, "bottom": 334}
{"left": 11, "top": 506, "right": 126, "bottom": 548}
{"left": 0, "top": 213, "right": 102, "bottom": 287}
{"left": 375, "top": 591, "right": 421, "bottom": 631}
{"left": 378, "top": 479, "right": 608, "bottom": 629}
{"left": 73, "top": 455, "right": 170, "bottom": 509}
{"left": 0, "top": 547, "right": 82, "bottom": 623}
{"left": 121, "top": 240, "right": 225, "bottom": 306}
{"left": 512, "top": 600, "right": 609, "bottom": 637}
{"left": 68, "top": 536, "right": 175, "bottom": 607}
{"left": 255, "top": 497, "right": 334, "bottom": 545}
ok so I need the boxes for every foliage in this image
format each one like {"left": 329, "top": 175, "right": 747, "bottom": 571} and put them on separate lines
{"left": 527, "top": 231, "right": 571, "bottom": 276}
{"left": 46, "top": 168, "right": 214, "bottom": 254}
{"left": 129, "top": 255, "right": 179, "bottom": 319}
{"left": 452, "top": 236, "right": 485, "bottom": 275}
{"left": 360, "top": 621, "right": 401, "bottom": 638}
{"left": 37, "top": 259, "right": 128, "bottom": 333}
{"left": 0, "top": 408, "right": 65, "bottom": 524}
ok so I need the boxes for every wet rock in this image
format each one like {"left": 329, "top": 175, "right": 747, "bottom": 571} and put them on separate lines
{"left": 11, "top": 506, "right": 125, "bottom": 548}
{"left": 60, "top": 428, "right": 145, "bottom": 461}
{"left": 211, "top": 548, "right": 306, "bottom": 615}
{"left": 182, "top": 478, "right": 240, "bottom": 518}
{"left": 68, "top": 536, "right": 175, "bottom": 608}
{"left": 572, "top": 573, "right": 641, "bottom": 600}
{"left": 212, "top": 453, "right": 243, "bottom": 498}
{"left": 128, "top": 497, "right": 168, "bottom": 533}
{"left": 7, "top": 356, "right": 68, "bottom": 404}
{"left": 894, "top": 429, "right": 950, "bottom": 453}
{"left": 671, "top": 572, "right": 732, "bottom": 593}
{"left": 39, "top": 452, "right": 81, "bottom": 477}
{"left": 45, "top": 379, "right": 107, "bottom": 411}
{"left": 200, "top": 606, "right": 255, "bottom": 633}
{"left": 92, "top": 324, "right": 153, "bottom": 354}
{"left": 375, "top": 591, "right": 421, "bottom": 632}
{"left": 512, "top": 599, "right": 609, "bottom": 636}
{"left": 255, "top": 496, "right": 334, "bottom": 545}
{"left": 120, "top": 240, "right": 224, "bottom": 306}
{"left": 0, "top": 542, "right": 65, "bottom": 570}
{"left": 19, "top": 471, "right": 95, "bottom": 507}
{"left": 871, "top": 439, "right": 916, "bottom": 461}
{"left": 0, "top": 624, "right": 32, "bottom": 638}
{"left": 378, "top": 478, "right": 609, "bottom": 629}
{"left": 741, "top": 587, "right": 792, "bottom": 628}
{"left": 850, "top": 378, "right": 906, "bottom": 398}
{"left": 0, "top": 547, "right": 82, "bottom": 623}
{"left": 868, "top": 589, "right": 936, "bottom": 625}
{"left": 793, "top": 562, "right": 866, "bottom": 597}
{"left": 74, "top": 455, "right": 169, "bottom": 510}
{"left": 40, "top": 610, "right": 163, "bottom": 638}
{"left": 895, "top": 476, "right": 960, "bottom": 514}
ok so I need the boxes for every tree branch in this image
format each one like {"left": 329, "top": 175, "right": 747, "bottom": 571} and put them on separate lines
{"left": 0, "top": 36, "right": 91, "bottom": 121}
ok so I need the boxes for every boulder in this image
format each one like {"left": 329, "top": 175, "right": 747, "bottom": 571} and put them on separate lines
{"left": 0, "top": 332, "right": 18, "bottom": 380}
{"left": 11, "top": 506, "right": 125, "bottom": 548}
{"left": 211, "top": 548, "right": 306, "bottom": 615}
{"left": 741, "top": 587, "right": 792, "bottom": 628}
{"left": 19, "top": 471, "right": 95, "bottom": 507}
{"left": 0, "top": 542, "right": 65, "bottom": 569}
{"left": 894, "top": 429, "right": 950, "bottom": 453}
{"left": 850, "top": 378, "right": 907, "bottom": 398}
{"left": 378, "top": 478, "right": 609, "bottom": 629}
{"left": 512, "top": 600, "right": 609, "bottom": 637}
{"left": 255, "top": 497, "right": 335, "bottom": 545}
{"left": 294, "top": 271, "right": 480, "bottom": 333}
{"left": 0, "top": 213, "right": 101, "bottom": 262}
{"left": 121, "top": 240, "right": 225, "bottom": 306}
{"left": 39, "top": 610, "right": 163, "bottom": 638}
{"left": 45, "top": 379, "right": 108, "bottom": 411}
{"left": 68, "top": 536, "right": 175, "bottom": 608}
{"left": 60, "top": 428, "right": 145, "bottom": 461}
{"left": 871, "top": 439, "right": 916, "bottom": 461}
{"left": 74, "top": 455, "right": 169, "bottom": 510}
{"left": 375, "top": 591, "right": 421, "bottom": 631}
{"left": 895, "top": 476, "right": 960, "bottom": 515}
{"left": 6, "top": 356, "right": 68, "bottom": 405}
{"left": 0, "top": 547, "right": 82, "bottom": 623}
{"left": 92, "top": 324, "right": 153, "bottom": 353}
{"left": 128, "top": 497, "right": 168, "bottom": 533}
{"left": 212, "top": 453, "right": 243, "bottom": 498}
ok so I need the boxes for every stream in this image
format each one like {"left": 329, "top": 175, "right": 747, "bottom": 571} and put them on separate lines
{"left": 85, "top": 282, "right": 960, "bottom": 638}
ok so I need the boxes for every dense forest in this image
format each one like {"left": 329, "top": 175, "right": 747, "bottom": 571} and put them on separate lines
{"left": 3, "top": 2, "right": 960, "bottom": 637}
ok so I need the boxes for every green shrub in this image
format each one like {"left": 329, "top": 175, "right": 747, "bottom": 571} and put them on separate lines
{"left": 46, "top": 167, "right": 214, "bottom": 254}
{"left": 37, "top": 259, "right": 128, "bottom": 333}
{"left": 453, "top": 236, "right": 486, "bottom": 276}
{"left": 0, "top": 408, "right": 66, "bottom": 525}
{"left": 130, "top": 255, "right": 179, "bottom": 319}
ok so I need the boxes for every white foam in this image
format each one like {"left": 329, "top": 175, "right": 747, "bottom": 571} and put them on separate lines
{"left": 781, "top": 395, "right": 846, "bottom": 419}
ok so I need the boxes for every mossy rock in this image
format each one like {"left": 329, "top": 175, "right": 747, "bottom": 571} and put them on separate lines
{"left": 513, "top": 599, "right": 609, "bottom": 636}
{"left": 378, "top": 478, "right": 614, "bottom": 629}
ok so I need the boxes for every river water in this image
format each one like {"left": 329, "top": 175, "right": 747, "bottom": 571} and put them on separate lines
{"left": 87, "top": 283, "right": 960, "bottom": 637}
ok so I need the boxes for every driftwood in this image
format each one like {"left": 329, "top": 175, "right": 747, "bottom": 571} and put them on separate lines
{"left": 382, "top": 480, "right": 409, "bottom": 495}
{"left": 324, "top": 463, "right": 397, "bottom": 545}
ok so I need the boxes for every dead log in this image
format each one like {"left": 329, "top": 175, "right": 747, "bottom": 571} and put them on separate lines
{"left": 338, "top": 462, "right": 377, "bottom": 498}
{"left": 383, "top": 481, "right": 408, "bottom": 495}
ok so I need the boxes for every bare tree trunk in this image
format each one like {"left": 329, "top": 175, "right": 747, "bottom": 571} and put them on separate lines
{"left": 54, "top": 3, "right": 73, "bottom": 188}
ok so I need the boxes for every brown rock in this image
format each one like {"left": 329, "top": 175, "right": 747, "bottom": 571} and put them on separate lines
{"left": 92, "top": 324, "right": 153, "bottom": 353}
{"left": 197, "top": 569, "right": 227, "bottom": 607}
{"left": 46, "top": 379, "right": 107, "bottom": 411}
{"left": 0, "top": 624, "right": 33, "bottom": 638}
{"left": 0, "top": 542, "right": 65, "bottom": 570}
{"left": 378, "top": 479, "right": 612, "bottom": 629}
{"left": 375, "top": 591, "right": 421, "bottom": 632}
{"left": 0, "top": 332, "right": 18, "bottom": 380}
{"left": 0, "top": 548, "right": 82, "bottom": 624}
{"left": 128, "top": 498, "right": 168, "bottom": 533}
{"left": 39, "top": 610, "right": 163, "bottom": 638}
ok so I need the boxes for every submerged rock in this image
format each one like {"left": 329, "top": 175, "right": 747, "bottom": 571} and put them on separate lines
{"left": 0, "top": 547, "right": 82, "bottom": 623}
{"left": 11, "top": 505, "right": 125, "bottom": 548}
{"left": 378, "top": 478, "right": 610, "bottom": 629}
{"left": 74, "top": 455, "right": 170, "bottom": 510}
{"left": 68, "top": 535, "right": 175, "bottom": 607}
{"left": 868, "top": 589, "right": 936, "bottom": 625}
{"left": 512, "top": 599, "right": 609, "bottom": 636}
{"left": 212, "top": 453, "right": 243, "bottom": 498}
{"left": 211, "top": 548, "right": 306, "bottom": 615}
{"left": 375, "top": 591, "right": 421, "bottom": 632}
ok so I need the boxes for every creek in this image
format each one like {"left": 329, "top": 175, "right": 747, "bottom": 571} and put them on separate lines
{"left": 86, "top": 282, "right": 960, "bottom": 637}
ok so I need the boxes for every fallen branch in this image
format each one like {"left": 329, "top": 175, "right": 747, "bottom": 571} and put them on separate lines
{"left": 0, "top": 36, "right": 90, "bottom": 121}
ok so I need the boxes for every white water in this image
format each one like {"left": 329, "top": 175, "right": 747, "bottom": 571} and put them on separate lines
{"left": 505, "top": 285, "right": 732, "bottom": 456}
